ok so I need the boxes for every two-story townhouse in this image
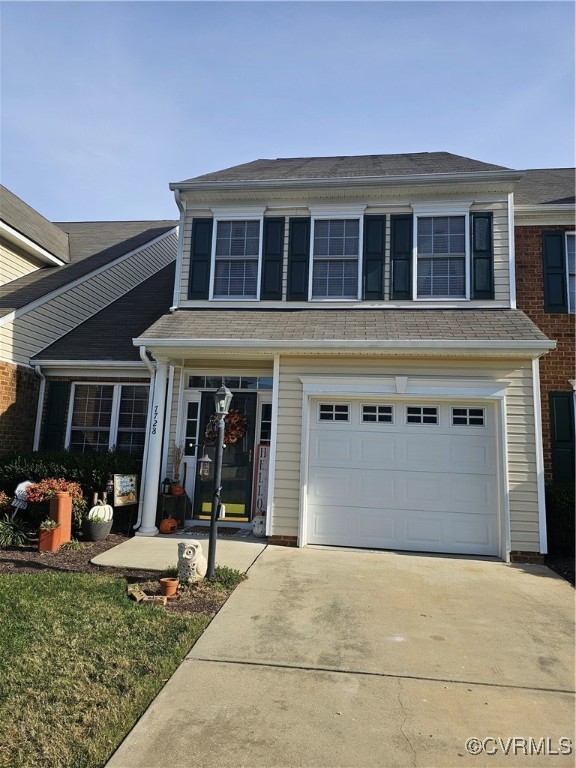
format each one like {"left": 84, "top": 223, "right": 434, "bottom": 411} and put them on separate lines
{"left": 0, "top": 185, "right": 178, "bottom": 456}
{"left": 134, "top": 152, "right": 553, "bottom": 563}
{"left": 514, "top": 169, "right": 575, "bottom": 487}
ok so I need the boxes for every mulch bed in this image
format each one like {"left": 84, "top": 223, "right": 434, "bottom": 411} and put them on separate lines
{"left": 545, "top": 555, "right": 575, "bottom": 587}
{"left": 0, "top": 533, "right": 228, "bottom": 616}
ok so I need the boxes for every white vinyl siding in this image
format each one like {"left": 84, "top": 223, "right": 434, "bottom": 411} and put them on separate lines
{"left": 273, "top": 356, "right": 540, "bottom": 553}
{"left": 0, "top": 242, "right": 42, "bottom": 286}
{"left": 0, "top": 229, "right": 177, "bottom": 364}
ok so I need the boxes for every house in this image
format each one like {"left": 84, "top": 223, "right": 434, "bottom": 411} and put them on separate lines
{"left": 0, "top": 184, "right": 178, "bottom": 456}
{"left": 513, "top": 169, "right": 575, "bottom": 487}
{"left": 132, "top": 152, "right": 554, "bottom": 563}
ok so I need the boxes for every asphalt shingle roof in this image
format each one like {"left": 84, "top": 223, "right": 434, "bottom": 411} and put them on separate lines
{"left": 32, "top": 262, "right": 176, "bottom": 362}
{"left": 137, "top": 309, "right": 549, "bottom": 345}
{"left": 0, "top": 220, "right": 177, "bottom": 317}
{"left": 178, "top": 152, "right": 509, "bottom": 184}
{"left": 0, "top": 185, "right": 70, "bottom": 262}
{"left": 514, "top": 168, "right": 575, "bottom": 206}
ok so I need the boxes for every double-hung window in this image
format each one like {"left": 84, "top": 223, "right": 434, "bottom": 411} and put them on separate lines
{"left": 67, "top": 384, "right": 149, "bottom": 457}
{"left": 213, "top": 219, "right": 261, "bottom": 298}
{"left": 567, "top": 232, "right": 575, "bottom": 313}
{"left": 413, "top": 206, "right": 470, "bottom": 300}
{"left": 309, "top": 207, "right": 365, "bottom": 300}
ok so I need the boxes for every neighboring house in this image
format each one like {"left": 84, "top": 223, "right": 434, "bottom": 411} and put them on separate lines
{"left": 514, "top": 169, "right": 575, "bottom": 487}
{"left": 132, "top": 152, "right": 554, "bottom": 563}
{"left": 0, "top": 184, "right": 178, "bottom": 455}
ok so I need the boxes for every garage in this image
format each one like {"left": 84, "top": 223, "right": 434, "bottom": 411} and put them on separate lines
{"left": 306, "top": 399, "right": 500, "bottom": 556}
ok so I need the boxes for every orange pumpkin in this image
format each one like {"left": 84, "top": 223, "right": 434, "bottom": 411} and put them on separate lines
{"left": 159, "top": 517, "right": 178, "bottom": 534}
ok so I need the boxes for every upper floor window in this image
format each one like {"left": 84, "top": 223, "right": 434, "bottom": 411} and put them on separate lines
{"left": 311, "top": 218, "right": 360, "bottom": 299}
{"left": 416, "top": 215, "right": 467, "bottom": 299}
{"left": 567, "top": 233, "right": 575, "bottom": 313}
{"left": 213, "top": 220, "right": 261, "bottom": 298}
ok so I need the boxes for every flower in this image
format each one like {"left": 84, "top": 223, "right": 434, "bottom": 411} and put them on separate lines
{"left": 204, "top": 408, "right": 248, "bottom": 445}
{"left": 26, "top": 478, "right": 84, "bottom": 504}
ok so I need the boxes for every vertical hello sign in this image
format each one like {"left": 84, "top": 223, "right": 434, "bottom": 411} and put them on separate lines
{"left": 253, "top": 444, "right": 270, "bottom": 515}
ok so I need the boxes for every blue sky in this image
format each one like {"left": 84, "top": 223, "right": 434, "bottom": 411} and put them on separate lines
{"left": 1, "top": 1, "right": 574, "bottom": 220}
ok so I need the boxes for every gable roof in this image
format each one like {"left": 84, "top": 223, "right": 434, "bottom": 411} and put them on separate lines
{"left": 0, "top": 220, "right": 177, "bottom": 318}
{"left": 514, "top": 168, "right": 575, "bottom": 206}
{"left": 0, "top": 185, "right": 70, "bottom": 263}
{"left": 176, "top": 152, "right": 509, "bottom": 184}
{"left": 32, "top": 262, "right": 176, "bottom": 363}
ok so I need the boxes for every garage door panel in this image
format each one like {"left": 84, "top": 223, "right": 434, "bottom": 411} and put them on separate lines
{"left": 307, "top": 398, "right": 500, "bottom": 557}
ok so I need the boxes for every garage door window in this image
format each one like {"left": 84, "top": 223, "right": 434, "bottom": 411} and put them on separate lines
{"left": 452, "top": 407, "right": 485, "bottom": 427}
{"left": 318, "top": 404, "right": 350, "bottom": 422}
{"left": 406, "top": 406, "right": 438, "bottom": 425}
{"left": 362, "top": 405, "right": 393, "bottom": 423}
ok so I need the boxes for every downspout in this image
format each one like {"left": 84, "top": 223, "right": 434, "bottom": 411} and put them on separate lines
{"left": 134, "top": 346, "right": 156, "bottom": 530}
{"left": 170, "top": 189, "right": 186, "bottom": 312}
{"left": 33, "top": 365, "right": 46, "bottom": 451}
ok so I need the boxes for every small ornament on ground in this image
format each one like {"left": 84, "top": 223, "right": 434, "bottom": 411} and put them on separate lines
{"left": 178, "top": 540, "right": 208, "bottom": 583}
{"left": 252, "top": 515, "right": 266, "bottom": 537}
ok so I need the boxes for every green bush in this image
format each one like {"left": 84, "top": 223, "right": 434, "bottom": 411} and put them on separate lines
{"left": 211, "top": 564, "right": 246, "bottom": 590}
{"left": 0, "top": 511, "right": 31, "bottom": 548}
{"left": 0, "top": 450, "right": 141, "bottom": 497}
{"left": 545, "top": 483, "right": 575, "bottom": 556}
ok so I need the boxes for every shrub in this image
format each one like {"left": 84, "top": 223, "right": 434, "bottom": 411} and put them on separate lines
{"left": 210, "top": 565, "right": 246, "bottom": 590}
{"left": 0, "top": 511, "right": 30, "bottom": 548}
{"left": 25, "top": 478, "right": 86, "bottom": 532}
{"left": 545, "top": 483, "right": 575, "bottom": 556}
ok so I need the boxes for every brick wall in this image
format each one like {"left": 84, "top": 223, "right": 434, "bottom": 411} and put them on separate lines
{"left": 0, "top": 361, "right": 40, "bottom": 454}
{"left": 515, "top": 225, "right": 575, "bottom": 481}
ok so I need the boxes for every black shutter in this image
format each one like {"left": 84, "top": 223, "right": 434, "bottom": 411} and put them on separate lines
{"left": 41, "top": 381, "right": 70, "bottom": 450}
{"left": 188, "top": 218, "right": 213, "bottom": 300}
{"left": 260, "top": 217, "right": 285, "bottom": 300}
{"left": 363, "top": 215, "right": 386, "bottom": 300}
{"left": 471, "top": 213, "right": 494, "bottom": 299}
{"left": 390, "top": 214, "right": 412, "bottom": 300}
{"left": 287, "top": 217, "right": 310, "bottom": 301}
{"left": 543, "top": 231, "right": 568, "bottom": 312}
{"left": 550, "top": 392, "right": 575, "bottom": 483}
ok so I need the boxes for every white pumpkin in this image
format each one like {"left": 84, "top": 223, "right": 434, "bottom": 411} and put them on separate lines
{"left": 87, "top": 499, "right": 113, "bottom": 522}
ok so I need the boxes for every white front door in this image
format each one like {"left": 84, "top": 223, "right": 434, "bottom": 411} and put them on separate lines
{"left": 306, "top": 399, "right": 499, "bottom": 556}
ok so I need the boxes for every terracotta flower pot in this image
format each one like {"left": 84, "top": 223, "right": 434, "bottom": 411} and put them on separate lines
{"left": 39, "top": 526, "right": 61, "bottom": 553}
{"left": 159, "top": 577, "right": 179, "bottom": 597}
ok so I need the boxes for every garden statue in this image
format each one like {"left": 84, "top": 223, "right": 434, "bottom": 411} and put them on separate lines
{"left": 177, "top": 540, "right": 207, "bottom": 583}
{"left": 252, "top": 515, "right": 266, "bottom": 537}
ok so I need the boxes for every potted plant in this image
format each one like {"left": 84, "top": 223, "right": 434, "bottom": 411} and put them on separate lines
{"left": 38, "top": 518, "right": 61, "bottom": 553}
{"left": 159, "top": 577, "right": 179, "bottom": 597}
{"left": 83, "top": 499, "right": 114, "bottom": 542}
{"left": 170, "top": 443, "right": 185, "bottom": 496}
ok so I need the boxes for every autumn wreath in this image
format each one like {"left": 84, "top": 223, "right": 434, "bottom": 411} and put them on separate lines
{"left": 204, "top": 408, "right": 248, "bottom": 445}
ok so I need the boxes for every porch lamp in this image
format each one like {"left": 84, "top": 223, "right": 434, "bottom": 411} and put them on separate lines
{"left": 207, "top": 384, "right": 233, "bottom": 579}
{"left": 197, "top": 453, "right": 213, "bottom": 480}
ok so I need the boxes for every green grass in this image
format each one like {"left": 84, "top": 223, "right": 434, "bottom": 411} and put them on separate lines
{"left": 0, "top": 572, "right": 211, "bottom": 768}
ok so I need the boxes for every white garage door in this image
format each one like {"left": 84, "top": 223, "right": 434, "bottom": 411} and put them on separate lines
{"left": 307, "top": 400, "right": 500, "bottom": 556}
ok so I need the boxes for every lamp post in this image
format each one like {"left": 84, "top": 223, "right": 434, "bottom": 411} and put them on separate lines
{"left": 207, "top": 384, "right": 233, "bottom": 579}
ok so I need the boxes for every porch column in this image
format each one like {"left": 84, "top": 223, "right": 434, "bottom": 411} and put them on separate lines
{"left": 137, "top": 359, "right": 168, "bottom": 536}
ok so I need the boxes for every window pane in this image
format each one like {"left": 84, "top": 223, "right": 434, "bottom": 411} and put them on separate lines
{"left": 418, "top": 216, "right": 465, "bottom": 256}
{"left": 118, "top": 386, "right": 148, "bottom": 429}
{"left": 69, "top": 429, "right": 111, "bottom": 453}
{"left": 214, "top": 260, "right": 258, "bottom": 297}
{"left": 116, "top": 431, "right": 146, "bottom": 458}
{"left": 72, "top": 385, "right": 113, "bottom": 428}
{"left": 312, "top": 260, "right": 358, "bottom": 298}
{"left": 185, "top": 401, "right": 199, "bottom": 456}
{"left": 216, "top": 220, "right": 260, "bottom": 259}
{"left": 417, "top": 257, "right": 465, "bottom": 298}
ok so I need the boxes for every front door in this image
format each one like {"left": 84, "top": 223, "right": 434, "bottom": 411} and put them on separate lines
{"left": 193, "top": 392, "right": 257, "bottom": 521}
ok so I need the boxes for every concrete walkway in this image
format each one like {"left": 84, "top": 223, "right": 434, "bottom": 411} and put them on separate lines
{"left": 91, "top": 532, "right": 267, "bottom": 573}
{"left": 107, "top": 546, "right": 575, "bottom": 768}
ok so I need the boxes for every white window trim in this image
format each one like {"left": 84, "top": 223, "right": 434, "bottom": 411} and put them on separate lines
{"left": 308, "top": 204, "right": 366, "bottom": 301}
{"left": 208, "top": 207, "right": 266, "bottom": 301}
{"left": 65, "top": 382, "right": 150, "bottom": 452}
{"left": 451, "top": 406, "right": 486, "bottom": 428}
{"left": 565, "top": 231, "right": 575, "bottom": 314}
{"left": 411, "top": 203, "right": 472, "bottom": 301}
{"left": 317, "top": 402, "right": 351, "bottom": 423}
{"left": 361, "top": 403, "right": 395, "bottom": 425}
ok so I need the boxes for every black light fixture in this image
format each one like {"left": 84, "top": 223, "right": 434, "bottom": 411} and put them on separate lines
{"left": 198, "top": 453, "right": 213, "bottom": 479}
{"left": 207, "top": 384, "right": 233, "bottom": 579}
{"left": 161, "top": 477, "right": 172, "bottom": 495}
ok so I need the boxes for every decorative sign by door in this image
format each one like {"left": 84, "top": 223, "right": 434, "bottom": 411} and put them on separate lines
{"left": 113, "top": 474, "right": 138, "bottom": 506}
{"left": 253, "top": 444, "right": 269, "bottom": 517}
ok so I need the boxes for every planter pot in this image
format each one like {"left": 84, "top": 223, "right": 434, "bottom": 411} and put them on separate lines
{"left": 84, "top": 519, "right": 113, "bottom": 542}
{"left": 50, "top": 492, "right": 72, "bottom": 546}
{"left": 39, "top": 527, "right": 61, "bottom": 553}
{"left": 159, "top": 577, "right": 179, "bottom": 597}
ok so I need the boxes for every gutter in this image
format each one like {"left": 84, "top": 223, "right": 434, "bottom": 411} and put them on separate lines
{"left": 134, "top": 346, "right": 156, "bottom": 531}
{"left": 32, "top": 365, "right": 46, "bottom": 451}
{"left": 170, "top": 190, "right": 185, "bottom": 312}
{"left": 170, "top": 170, "right": 525, "bottom": 193}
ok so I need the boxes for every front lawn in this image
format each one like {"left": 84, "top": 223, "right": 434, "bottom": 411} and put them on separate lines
{"left": 0, "top": 571, "right": 214, "bottom": 768}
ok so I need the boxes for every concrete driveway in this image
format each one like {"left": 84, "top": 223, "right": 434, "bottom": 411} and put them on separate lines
{"left": 108, "top": 546, "right": 575, "bottom": 768}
